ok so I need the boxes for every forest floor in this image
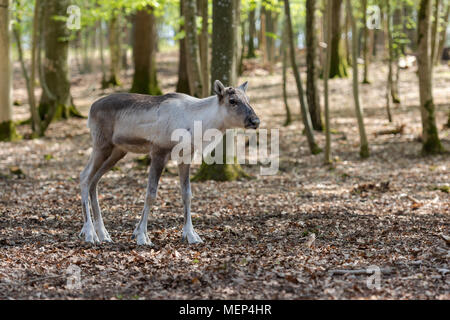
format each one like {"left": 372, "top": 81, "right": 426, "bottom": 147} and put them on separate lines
{"left": 0, "top": 50, "right": 449, "bottom": 299}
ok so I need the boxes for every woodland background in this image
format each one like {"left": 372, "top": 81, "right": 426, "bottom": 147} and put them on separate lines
{"left": 0, "top": 0, "right": 449, "bottom": 299}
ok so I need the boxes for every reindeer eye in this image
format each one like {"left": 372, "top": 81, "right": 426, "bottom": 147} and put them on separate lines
{"left": 229, "top": 99, "right": 236, "bottom": 105}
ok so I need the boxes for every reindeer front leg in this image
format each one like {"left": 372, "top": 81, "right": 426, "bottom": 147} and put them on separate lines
{"left": 178, "top": 163, "right": 203, "bottom": 244}
{"left": 132, "top": 153, "right": 168, "bottom": 245}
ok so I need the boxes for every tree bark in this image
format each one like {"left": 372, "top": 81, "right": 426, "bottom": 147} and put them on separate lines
{"left": 247, "top": 0, "right": 257, "bottom": 58}
{"left": 431, "top": 0, "right": 442, "bottom": 67}
{"left": 435, "top": 3, "right": 449, "bottom": 65}
{"left": 192, "top": 0, "right": 248, "bottom": 182}
{"left": 417, "top": 0, "right": 443, "bottom": 154}
{"left": 282, "top": 21, "right": 292, "bottom": 126}
{"left": 199, "top": 0, "right": 209, "bottom": 97}
{"left": 385, "top": 0, "right": 394, "bottom": 122}
{"left": 107, "top": 13, "right": 121, "bottom": 86}
{"left": 184, "top": 0, "right": 203, "bottom": 97}
{"left": 0, "top": 0, "right": 18, "bottom": 141}
{"left": 329, "top": 0, "right": 348, "bottom": 78}
{"left": 13, "top": 0, "right": 42, "bottom": 136}
{"left": 362, "top": 0, "right": 370, "bottom": 84}
{"left": 176, "top": 0, "right": 191, "bottom": 94}
{"left": 284, "top": 0, "right": 321, "bottom": 155}
{"left": 306, "top": 0, "right": 323, "bottom": 131}
{"left": 130, "top": 7, "right": 161, "bottom": 95}
{"left": 39, "top": 0, "right": 79, "bottom": 133}
{"left": 324, "top": 0, "right": 332, "bottom": 164}
{"left": 346, "top": 0, "right": 369, "bottom": 158}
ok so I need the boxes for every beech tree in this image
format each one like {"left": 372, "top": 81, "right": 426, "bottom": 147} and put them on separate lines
{"left": 417, "top": 0, "right": 443, "bottom": 154}
{"left": 0, "top": 0, "right": 18, "bottom": 141}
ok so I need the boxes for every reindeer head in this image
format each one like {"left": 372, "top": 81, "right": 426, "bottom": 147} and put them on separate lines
{"left": 213, "top": 80, "right": 260, "bottom": 130}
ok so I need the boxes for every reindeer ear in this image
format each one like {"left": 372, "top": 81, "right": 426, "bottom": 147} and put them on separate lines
{"left": 238, "top": 81, "right": 248, "bottom": 92}
{"left": 213, "top": 80, "right": 225, "bottom": 98}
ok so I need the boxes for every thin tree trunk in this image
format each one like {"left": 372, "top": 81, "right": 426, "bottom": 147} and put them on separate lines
{"left": 417, "top": 0, "right": 443, "bottom": 154}
{"left": 362, "top": 0, "right": 370, "bottom": 84}
{"left": 98, "top": 21, "right": 107, "bottom": 88}
{"left": 346, "top": 0, "right": 369, "bottom": 158}
{"left": 107, "top": 13, "right": 121, "bottom": 86}
{"left": 184, "top": 0, "right": 203, "bottom": 97}
{"left": 13, "top": 0, "right": 42, "bottom": 136}
{"left": 260, "top": 3, "right": 268, "bottom": 66}
{"left": 324, "top": 0, "right": 332, "bottom": 164}
{"left": 284, "top": 0, "right": 321, "bottom": 155}
{"left": 247, "top": 0, "right": 257, "bottom": 58}
{"left": 329, "top": 0, "right": 348, "bottom": 78}
{"left": 435, "top": 4, "right": 449, "bottom": 65}
{"left": 176, "top": 0, "right": 190, "bottom": 94}
{"left": 306, "top": 0, "right": 323, "bottom": 131}
{"left": 282, "top": 21, "right": 292, "bottom": 126}
{"left": 199, "top": 0, "right": 209, "bottom": 97}
{"left": 431, "top": 0, "right": 442, "bottom": 67}
{"left": 0, "top": 0, "right": 17, "bottom": 141}
{"left": 385, "top": 0, "right": 393, "bottom": 122}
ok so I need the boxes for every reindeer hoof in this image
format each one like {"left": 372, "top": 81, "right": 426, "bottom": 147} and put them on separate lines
{"left": 79, "top": 224, "right": 100, "bottom": 244}
{"left": 182, "top": 229, "right": 203, "bottom": 244}
{"left": 95, "top": 227, "right": 113, "bottom": 243}
{"left": 133, "top": 229, "right": 153, "bottom": 246}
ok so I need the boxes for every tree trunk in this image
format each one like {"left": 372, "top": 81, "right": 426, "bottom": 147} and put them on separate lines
{"left": 107, "top": 13, "right": 121, "bottom": 86}
{"left": 247, "top": 0, "right": 257, "bottom": 58}
{"left": 184, "top": 0, "right": 203, "bottom": 97}
{"left": 131, "top": 7, "right": 161, "bottom": 95}
{"left": 98, "top": 21, "right": 107, "bottom": 88}
{"left": 385, "top": 0, "right": 394, "bottom": 122}
{"left": 13, "top": 0, "right": 42, "bottom": 137}
{"left": 0, "top": 0, "right": 18, "bottom": 141}
{"left": 435, "top": 4, "right": 449, "bottom": 65}
{"left": 306, "top": 0, "right": 323, "bottom": 131}
{"left": 417, "top": 0, "right": 443, "bottom": 154}
{"left": 284, "top": 0, "right": 321, "bottom": 155}
{"left": 346, "top": 0, "right": 369, "bottom": 158}
{"left": 199, "top": 0, "right": 209, "bottom": 97}
{"left": 234, "top": 0, "right": 243, "bottom": 80}
{"left": 39, "top": 0, "right": 80, "bottom": 133}
{"left": 324, "top": 0, "right": 332, "bottom": 164}
{"left": 282, "top": 21, "right": 292, "bottom": 126}
{"left": 192, "top": 0, "right": 248, "bottom": 182}
{"left": 329, "top": 0, "right": 348, "bottom": 78}
{"left": 362, "top": 0, "right": 370, "bottom": 84}
{"left": 176, "top": 0, "right": 191, "bottom": 94}
{"left": 260, "top": 4, "right": 268, "bottom": 66}
{"left": 431, "top": 0, "right": 442, "bottom": 66}
{"left": 391, "top": 6, "right": 401, "bottom": 104}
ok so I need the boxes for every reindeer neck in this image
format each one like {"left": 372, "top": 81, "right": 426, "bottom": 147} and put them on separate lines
{"left": 187, "top": 95, "right": 226, "bottom": 132}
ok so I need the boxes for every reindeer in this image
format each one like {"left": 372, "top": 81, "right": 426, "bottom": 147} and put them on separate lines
{"left": 79, "top": 80, "right": 260, "bottom": 245}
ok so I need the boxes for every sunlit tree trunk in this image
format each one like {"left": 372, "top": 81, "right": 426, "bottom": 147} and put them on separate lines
{"left": 417, "top": 0, "right": 443, "bottom": 154}
{"left": 431, "top": 0, "right": 442, "bottom": 66}
{"left": 435, "top": 3, "right": 449, "bottom": 65}
{"left": 346, "top": 0, "right": 369, "bottom": 158}
{"left": 184, "top": 0, "right": 203, "bottom": 97}
{"left": 13, "top": 0, "right": 41, "bottom": 136}
{"left": 0, "top": 0, "right": 18, "bottom": 141}
{"left": 329, "top": 0, "right": 348, "bottom": 78}
{"left": 284, "top": 0, "right": 321, "bottom": 155}
{"left": 306, "top": 0, "right": 323, "bottom": 131}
